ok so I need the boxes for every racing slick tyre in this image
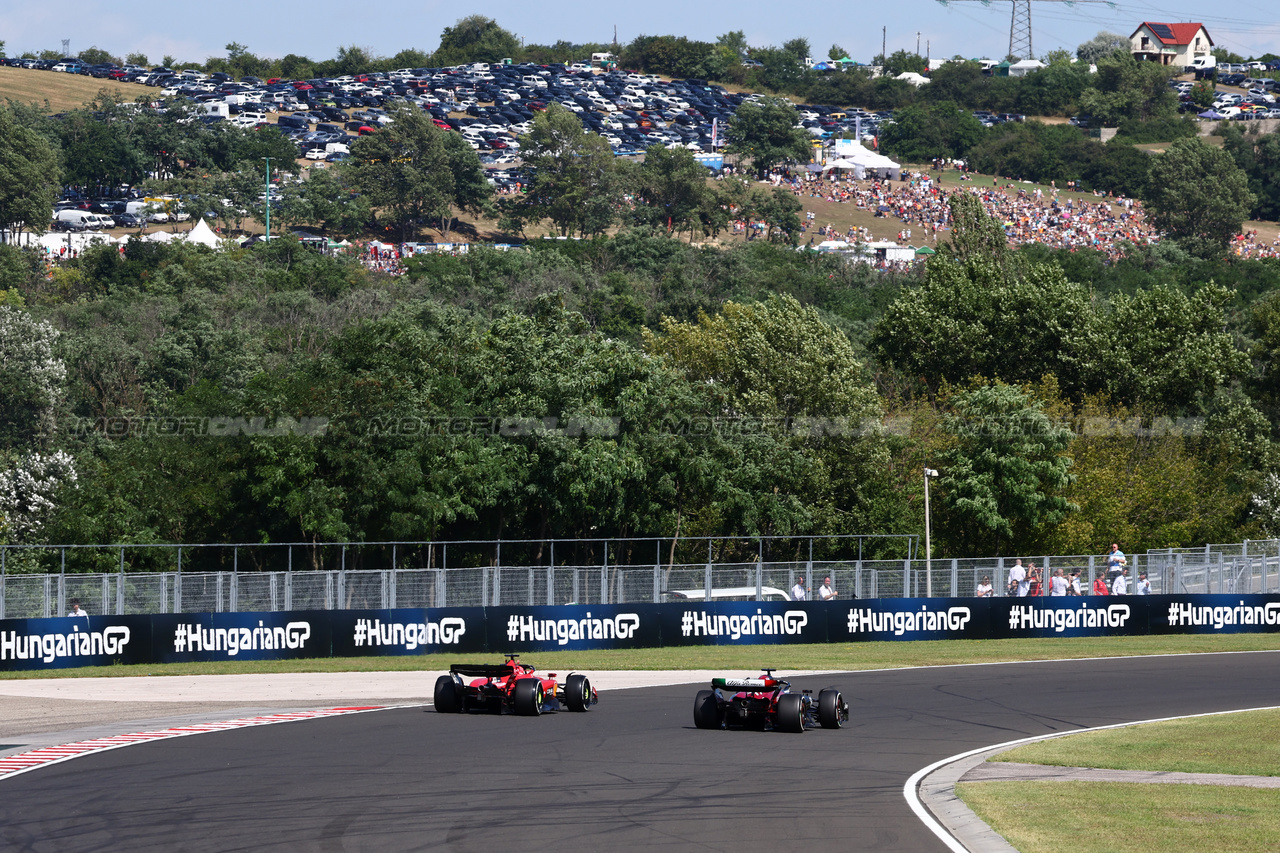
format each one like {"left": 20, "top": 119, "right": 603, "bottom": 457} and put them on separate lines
{"left": 776, "top": 694, "right": 806, "bottom": 733}
{"left": 434, "top": 675, "right": 461, "bottom": 713}
{"left": 565, "top": 674, "right": 592, "bottom": 712}
{"left": 693, "top": 689, "right": 722, "bottom": 729}
{"left": 818, "top": 689, "right": 845, "bottom": 730}
{"left": 514, "top": 678, "right": 545, "bottom": 716}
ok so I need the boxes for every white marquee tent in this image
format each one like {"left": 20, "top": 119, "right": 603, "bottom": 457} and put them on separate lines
{"left": 825, "top": 143, "right": 902, "bottom": 181}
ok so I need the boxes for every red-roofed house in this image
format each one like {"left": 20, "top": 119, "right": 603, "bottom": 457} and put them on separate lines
{"left": 1129, "top": 22, "right": 1213, "bottom": 67}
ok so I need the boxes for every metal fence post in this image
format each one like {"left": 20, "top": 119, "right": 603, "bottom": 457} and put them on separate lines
{"left": 59, "top": 548, "right": 66, "bottom": 617}
{"left": 704, "top": 541, "right": 712, "bottom": 602}
{"left": 903, "top": 560, "right": 910, "bottom": 597}
{"left": 175, "top": 547, "right": 182, "bottom": 614}
{"left": 806, "top": 539, "right": 814, "bottom": 595}
{"left": 855, "top": 560, "right": 863, "bottom": 599}
{"left": 117, "top": 547, "right": 125, "bottom": 615}
{"left": 951, "top": 558, "right": 958, "bottom": 597}
{"left": 653, "top": 540, "right": 661, "bottom": 605}
{"left": 755, "top": 539, "right": 763, "bottom": 601}
{"left": 548, "top": 541, "right": 556, "bottom": 606}
{"left": 602, "top": 542, "right": 609, "bottom": 605}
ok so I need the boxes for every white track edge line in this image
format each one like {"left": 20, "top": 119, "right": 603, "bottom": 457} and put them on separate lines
{"left": 903, "top": 703, "right": 1280, "bottom": 853}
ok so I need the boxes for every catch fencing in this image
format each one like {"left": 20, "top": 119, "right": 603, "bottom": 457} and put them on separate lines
{"left": 2, "top": 537, "right": 1277, "bottom": 619}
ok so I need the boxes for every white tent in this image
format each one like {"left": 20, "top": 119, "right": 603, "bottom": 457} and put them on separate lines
{"left": 181, "top": 217, "right": 224, "bottom": 249}
{"left": 35, "top": 231, "right": 116, "bottom": 252}
{"left": 144, "top": 230, "right": 176, "bottom": 243}
{"left": 821, "top": 158, "right": 861, "bottom": 171}
{"left": 1008, "top": 59, "right": 1046, "bottom": 78}
{"left": 895, "top": 72, "right": 929, "bottom": 87}
{"left": 826, "top": 143, "right": 902, "bottom": 181}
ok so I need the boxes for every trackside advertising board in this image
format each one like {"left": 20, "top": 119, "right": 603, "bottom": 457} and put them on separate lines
{"left": 2, "top": 595, "right": 1279, "bottom": 670}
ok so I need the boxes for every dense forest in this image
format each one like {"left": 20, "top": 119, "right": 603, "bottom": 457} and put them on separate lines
{"left": 5, "top": 192, "right": 1280, "bottom": 563}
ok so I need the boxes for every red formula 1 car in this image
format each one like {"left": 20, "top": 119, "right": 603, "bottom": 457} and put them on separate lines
{"left": 433, "top": 654, "right": 597, "bottom": 716}
{"left": 693, "top": 669, "right": 848, "bottom": 733}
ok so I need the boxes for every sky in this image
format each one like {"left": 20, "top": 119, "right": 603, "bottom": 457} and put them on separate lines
{"left": 2, "top": 0, "right": 1278, "bottom": 67}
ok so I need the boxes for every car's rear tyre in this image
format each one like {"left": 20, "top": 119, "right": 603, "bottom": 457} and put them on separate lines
{"left": 514, "top": 678, "right": 544, "bottom": 716}
{"left": 777, "top": 694, "right": 806, "bottom": 733}
{"left": 433, "top": 675, "right": 460, "bottom": 713}
{"left": 818, "top": 689, "right": 845, "bottom": 729}
{"left": 693, "top": 690, "right": 721, "bottom": 729}
{"left": 566, "top": 674, "right": 592, "bottom": 712}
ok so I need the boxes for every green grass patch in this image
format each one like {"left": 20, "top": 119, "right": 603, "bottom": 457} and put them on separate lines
{"left": 3, "top": 633, "right": 1277, "bottom": 679}
{"left": 994, "top": 708, "right": 1280, "bottom": 777}
{"left": 957, "top": 781, "right": 1280, "bottom": 853}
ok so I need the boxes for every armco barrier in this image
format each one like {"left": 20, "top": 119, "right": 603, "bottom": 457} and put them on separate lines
{"left": 3, "top": 595, "right": 1280, "bottom": 671}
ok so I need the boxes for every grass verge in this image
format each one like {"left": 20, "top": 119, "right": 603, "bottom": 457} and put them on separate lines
{"left": 957, "top": 781, "right": 1280, "bottom": 853}
{"left": 3, "top": 633, "right": 1277, "bottom": 679}
{"left": 993, "top": 707, "right": 1280, "bottom": 777}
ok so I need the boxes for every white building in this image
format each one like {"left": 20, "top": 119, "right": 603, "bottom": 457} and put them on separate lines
{"left": 1129, "top": 22, "right": 1213, "bottom": 68}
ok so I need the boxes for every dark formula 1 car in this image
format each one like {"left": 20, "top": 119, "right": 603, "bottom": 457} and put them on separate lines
{"left": 693, "top": 669, "right": 848, "bottom": 733}
{"left": 433, "top": 654, "right": 597, "bottom": 716}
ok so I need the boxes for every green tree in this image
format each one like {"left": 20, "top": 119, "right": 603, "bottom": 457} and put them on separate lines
{"left": 77, "top": 46, "right": 119, "bottom": 66}
{"left": 0, "top": 106, "right": 61, "bottom": 239}
{"left": 124, "top": 52, "right": 148, "bottom": 67}
{"left": 1145, "top": 137, "right": 1254, "bottom": 253}
{"left": 631, "top": 145, "right": 712, "bottom": 238}
{"left": 1079, "top": 53, "right": 1177, "bottom": 126}
{"left": 724, "top": 96, "right": 812, "bottom": 178}
{"left": 345, "top": 103, "right": 452, "bottom": 240}
{"left": 880, "top": 50, "right": 927, "bottom": 76}
{"left": 1076, "top": 31, "right": 1128, "bottom": 63}
{"left": 878, "top": 101, "right": 986, "bottom": 161}
{"left": 434, "top": 16, "right": 521, "bottom": 65}
{"left": 937, "top": 382, "right": 1075, "bottom": 556}
{"left": 1097, "top": 283, "right": 1247, "bottom": 413}
{"left": 1190, "top": 79, "right": 1215, "bottom": 108}
{"left": 502, "top": 103, "right": 624, "bottom": 237}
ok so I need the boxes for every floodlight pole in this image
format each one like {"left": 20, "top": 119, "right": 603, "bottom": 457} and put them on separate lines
{"left": 924, "top": 467, "right": 939, "bottom": 596}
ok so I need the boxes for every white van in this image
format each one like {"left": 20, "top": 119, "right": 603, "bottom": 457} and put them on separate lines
{"left": 521, "top": 75, "right": 548, "bottom": 88}
{"left": 54, "top": 209, "right": 101, "bottom": 230}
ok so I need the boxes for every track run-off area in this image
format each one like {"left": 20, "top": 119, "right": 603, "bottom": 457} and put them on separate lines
{"left": 2, "top": 652, "right": 1279, "bottom": 852}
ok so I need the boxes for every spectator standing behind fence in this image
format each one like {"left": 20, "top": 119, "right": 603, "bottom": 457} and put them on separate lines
{"left": 1008, "top": 559, "right": 1027, "bottom": 596}
{"left": 791, "top": 579, "right": 807, "bottom": 601}
{"left": 1112, "top": 567, "right": 1129, "bottom": 595}
{"left": 1027, "top": 564, "right": 1043, "bottom": 597}
{"left": 1092, "top": 574, "right": 1110, "bottom": 596}
{"left": 976, "top": 576, "right": 993, "bottom": 597}
{"left": 1107, "top": 543, "right": 1127, "bottom": 586}
{"left": 1068, "top": 569, "right": 1082, "bottom": 596}
{"left": 1136, "top": 571, "right": 1151, "bottom": 594}
{"left": 1049, "top": 568, "right": 1069, "bottom": 596}
{"left": 818, "top": 576, "right": 837, "bottom": 601}
{"left": 67, "top": 600, "right": 88, "bottom": 618}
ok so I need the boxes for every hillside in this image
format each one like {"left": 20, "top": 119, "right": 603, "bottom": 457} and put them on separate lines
{"left": 0, "top": 66, "right": 152, "bottom": 112}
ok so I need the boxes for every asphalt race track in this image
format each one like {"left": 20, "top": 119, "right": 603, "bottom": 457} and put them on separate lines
{"left": 3, "top": 651, "right": 1280, "bottom": 852}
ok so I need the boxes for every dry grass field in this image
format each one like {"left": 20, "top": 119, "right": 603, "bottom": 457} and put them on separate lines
{"left": 0, "top": 66, "right": 152, "bottom": 111}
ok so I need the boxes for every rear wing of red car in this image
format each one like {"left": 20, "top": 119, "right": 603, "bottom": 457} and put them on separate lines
{"left": 450, "top": 663, "right": 516, "bottom": 679}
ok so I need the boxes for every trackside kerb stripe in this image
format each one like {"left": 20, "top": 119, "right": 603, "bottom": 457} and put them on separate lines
{"left": 903, "top": 703, "right": 1280, "bottom": 853}
{"left": 0, "top": 706, "right": 403, "bottom": 782}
